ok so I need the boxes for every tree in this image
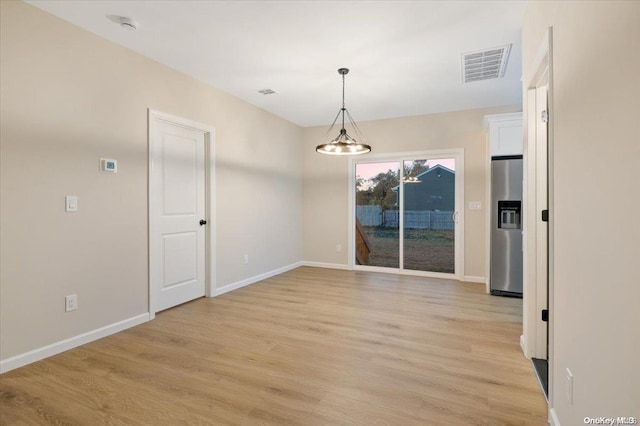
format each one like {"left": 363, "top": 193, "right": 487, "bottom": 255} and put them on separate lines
{"left": 357, "top": 162, "right": 429, "bottom": 209}
{"left": 355, "top": 175, "right": 372, "bottom": 205}
{"left": 404, "top": 160, "right": 429, "bottom": 179}
{"left": 370, "top": 169, "right": 400, "bottom": 210}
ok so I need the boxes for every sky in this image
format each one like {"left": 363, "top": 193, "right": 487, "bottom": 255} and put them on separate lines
{"left": 355, "top": 158, "right": 456, "bottom": 182}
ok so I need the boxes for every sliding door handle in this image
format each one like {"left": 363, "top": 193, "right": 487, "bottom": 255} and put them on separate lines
{"left": 451, "top": 211, "right": 459, "bottom": 224}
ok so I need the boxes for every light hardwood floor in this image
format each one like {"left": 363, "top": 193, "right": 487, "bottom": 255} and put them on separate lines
{"left": 0, "top": 267, "right": 547, "bottom": 425}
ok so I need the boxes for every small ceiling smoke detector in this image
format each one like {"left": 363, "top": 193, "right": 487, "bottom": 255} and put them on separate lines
{"left": 462, "top": 44, "right": 511, "bottom": 83}
{"left": 119, "top": 17, "right": 138, "bottom": 31}
{"left": 258, "top": 89, "right": 276, "bottom": 95}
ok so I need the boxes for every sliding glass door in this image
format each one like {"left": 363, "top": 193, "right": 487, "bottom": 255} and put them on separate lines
{"left": 352, "top": 151, "right": 463, "bottom": 278}
{"left": 403, "top": 159, "right": 456, "bottom": 273}
{"left": 355, "top": 161, "right": 400, "bottom": 268}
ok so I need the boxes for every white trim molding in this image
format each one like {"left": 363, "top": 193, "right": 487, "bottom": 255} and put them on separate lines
{"left": 0, "top": 313, "right": 150, "bottom": 374}
{"left": 522, "top": 26, "right": 554, "bottom": 398}
{"left": 214, "top": 262, "right": 303, "bottom": 296}
{"left": 520, "top": 334, "right": 527, "bottom": 356}
{"left": 301, "top": 261, "right": 350, "bottom": 270}
{"left": 549, "top": 408, "right": 561, "bottom": 426}
{"left": 301, "top": 262, "right": 483, "bottom": 283}
{"left": 527, "top": 29, "right": 551, "bottom": 89}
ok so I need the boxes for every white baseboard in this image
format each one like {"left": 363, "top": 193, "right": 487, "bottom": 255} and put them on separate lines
{"left": 462, "top": 275, "right": 485, "bottom": 283}
{"left": 549, "top": 408, "right": 561, "bottom": 426}
{"left": 520, "top": 334, "right": 528, "bottom": 357}
{"left": 0, "top": 312, "right": 150, "bottom": 374}
{"left": 301, "top": 261, "right": 350, "bottom": 270}
{"left": 214, "top": 261, "right": 304, "bottom": 296}
{"left": 302, "top": 264, "right": 484, "bottom": 281}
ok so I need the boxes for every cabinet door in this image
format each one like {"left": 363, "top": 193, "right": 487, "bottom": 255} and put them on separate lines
{"left": 490, "top": 120, "right": 523, "bottom": 156}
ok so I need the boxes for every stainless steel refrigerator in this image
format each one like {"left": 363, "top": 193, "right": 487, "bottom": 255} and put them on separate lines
{"left": 490, "top": 156, "right": 523, "bottom": 297}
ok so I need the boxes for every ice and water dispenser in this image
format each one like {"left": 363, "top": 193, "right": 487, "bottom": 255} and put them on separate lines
{"left": 497, "top": 200, "right": 521, "bottom": 230}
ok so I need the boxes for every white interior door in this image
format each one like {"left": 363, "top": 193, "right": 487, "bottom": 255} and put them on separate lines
{"left": 150, "top": 120, "right": 206, "bottom": 312}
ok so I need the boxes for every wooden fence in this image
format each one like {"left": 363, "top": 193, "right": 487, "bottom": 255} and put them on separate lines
{"left": 356, "top": 205, "right": 454, "bottom": 230}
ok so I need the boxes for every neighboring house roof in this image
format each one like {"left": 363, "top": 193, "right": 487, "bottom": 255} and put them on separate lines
{"left": 392, "top": 164, "right": 455, "bottom": 192}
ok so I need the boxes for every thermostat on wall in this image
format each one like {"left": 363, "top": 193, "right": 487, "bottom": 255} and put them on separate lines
{"left": 100, "top": 158, "right": 117, "bottom": 173}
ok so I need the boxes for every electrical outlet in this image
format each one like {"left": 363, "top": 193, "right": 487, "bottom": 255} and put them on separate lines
{"left": 243, "top": 254, "right": 249, "bottom": 265}
{"left": 65, "top": 294, "right": 77, "bottom": 312}
{"left": 565, "top": 368, "right": 573, "bottom": 405}
{"left": 336, "top": 244, "right": 342, "bottom": 252}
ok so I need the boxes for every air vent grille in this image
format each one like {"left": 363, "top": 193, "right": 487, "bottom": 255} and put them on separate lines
{"left": 462, "top": 44, "right": 511, "bottom": 83}
{"left": 258, "top": 88, "right": 276, "bottom": 95}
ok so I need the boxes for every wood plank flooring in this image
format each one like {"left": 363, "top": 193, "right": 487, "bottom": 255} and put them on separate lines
{"left": 0, "top": 267, "right": 547, "bottom": 425}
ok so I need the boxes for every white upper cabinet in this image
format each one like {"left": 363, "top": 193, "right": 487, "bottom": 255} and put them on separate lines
{"left": 484, "top": 113, "right": 523, "bottom": 157}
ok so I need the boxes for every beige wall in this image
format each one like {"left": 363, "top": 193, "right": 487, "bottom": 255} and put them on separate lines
{"left": 302, "top": 105, "right": 519, "bottom": 278}
{"left": 0, "top": 1, "right": 302, "bottom": 360}
{"left": 523, "top": 1, "right": 640, "bottom": 423}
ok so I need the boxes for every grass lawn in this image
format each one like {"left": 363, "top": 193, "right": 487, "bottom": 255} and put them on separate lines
{"left": 362, "top": 226, "right": 454, "bottom": 273}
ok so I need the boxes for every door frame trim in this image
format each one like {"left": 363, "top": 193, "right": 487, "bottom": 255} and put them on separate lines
{"left": 522, "top": 27, "right": 555, "bottom": 409}
{"left": 523, "top": 29, "right": 552, "bottom": 358}
{"left": 348, "top": 149, "right": 465, "bottom": 281}
{"left": 147, "top": 109, "right": 216, "bottom": 319}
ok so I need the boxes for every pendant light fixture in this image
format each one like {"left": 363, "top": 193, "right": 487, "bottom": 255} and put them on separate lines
{"left": 403, "top": 176, "right": 421, "bottom": 183}
{"left": 316, "top": 68, "right": 371, "bottom": 155}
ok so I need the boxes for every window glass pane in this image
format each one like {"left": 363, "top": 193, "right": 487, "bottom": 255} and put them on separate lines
{"left": 402, "top": 159, "right": 455, "bottom": 273}
{"left": 355, "top": 162, "right": 400, "bottom": 268}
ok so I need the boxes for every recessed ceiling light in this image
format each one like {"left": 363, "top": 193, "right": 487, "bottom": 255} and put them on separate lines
{"left": 119, "top": 17, "right": 138, "bottom": 31}
{"left": 258, "top": 89, "right": 276, "bottom": 95}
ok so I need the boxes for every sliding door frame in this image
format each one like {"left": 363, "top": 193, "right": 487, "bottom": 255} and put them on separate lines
{"left": 348, "top": 149, "right": 464, "bottom": 280}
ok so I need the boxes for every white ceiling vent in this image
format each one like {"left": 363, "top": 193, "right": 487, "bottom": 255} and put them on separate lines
{"left": 258, "top": 88, "right": 276, "bottom": 95}
{"left": 462, "top": 44, "right": 511, "bottom": 83}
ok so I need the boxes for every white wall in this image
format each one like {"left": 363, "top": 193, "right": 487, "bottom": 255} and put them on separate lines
{"left": 0, "top": 1, "right": 302, "bottom": 362}
{"left": 523, "top": 1, "right": 640, "bottom": 423}
{"left": 302, "top": 105, "right": 520, "bottom": 278}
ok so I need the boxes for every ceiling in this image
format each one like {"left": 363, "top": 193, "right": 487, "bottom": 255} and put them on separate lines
{"left": 26, "top": 1, "right": 527, "bottom": 127}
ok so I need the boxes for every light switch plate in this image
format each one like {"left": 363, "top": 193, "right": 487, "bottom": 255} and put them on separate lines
{"left": 566, "top": 368, "right": 574, "bottom": 405}
{"left": 65, "top": 195, "right": 78, "bottom": 212}
{"left": 468, "top": 201, "right": 482, "bottom": 210}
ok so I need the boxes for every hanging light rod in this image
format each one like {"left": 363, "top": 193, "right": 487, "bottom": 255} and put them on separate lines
{"left": 316, "top": 68, "right": 371, "bottom": 156}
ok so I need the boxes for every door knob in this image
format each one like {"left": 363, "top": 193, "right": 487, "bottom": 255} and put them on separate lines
{"left": 199, "top": 219, "right": 207, "bottom": 226}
